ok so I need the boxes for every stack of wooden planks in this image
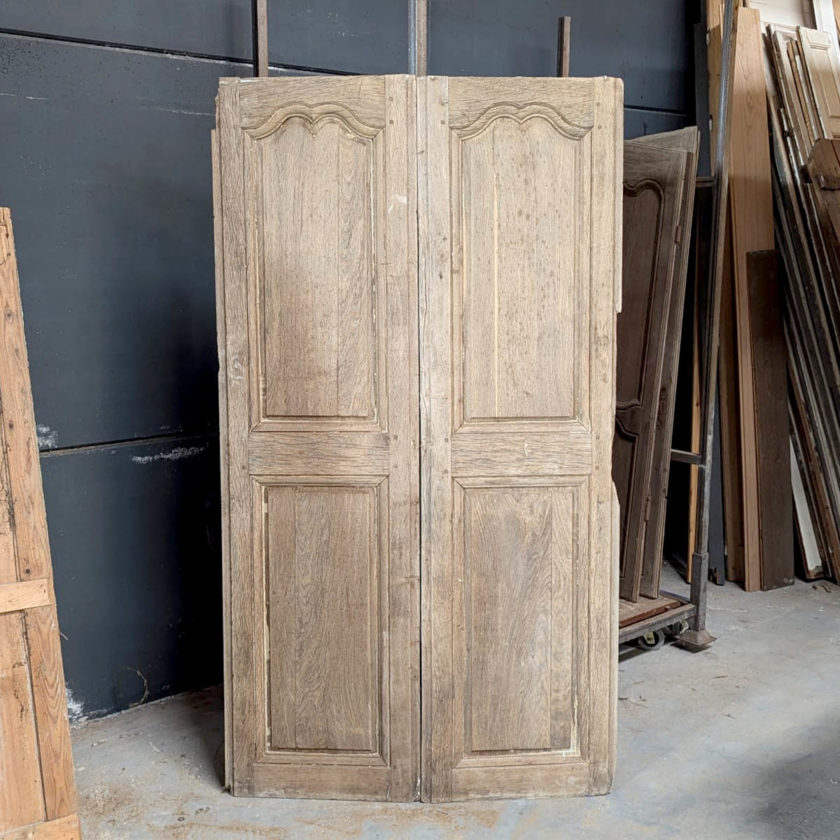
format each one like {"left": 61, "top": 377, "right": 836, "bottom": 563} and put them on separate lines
{"left": 699, "top": 1, "right": 832, "bottom": 591}
{"left": 615, "top": 128, "right": 700, "bottom": 603}
{"left": 763, "top": 16, "right": 840, "bottom": 583}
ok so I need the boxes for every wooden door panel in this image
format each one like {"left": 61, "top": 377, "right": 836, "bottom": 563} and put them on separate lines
{"left": 799, "top": 27, "right": 840, "bottom": 139}
{"left": 458, "top": 481, "right": 580, "bottom": 755}
{"left": 458, "top": 115, "right": 581, "bottom": 422}
{"left": 266, "top": 483, "right": 380, "bottom": 753}
{"left": 420, "top": 77, "right": 621, "bottom": 801}
{"left": 254, "top": 115, "right": 380, "bottom": 423}
{"left": 633, "top": 128, "right": 699, "bottom": 598}
{"left": 215, "top": 76, "right": 419, "bottom": 800}
{"left": 614, "top": 144, "right": 688, "bottom": 601}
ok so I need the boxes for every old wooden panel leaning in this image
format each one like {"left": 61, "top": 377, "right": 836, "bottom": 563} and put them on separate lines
{"left": 614, "top": 136, "right": 689, "bottom": 602}
{"left": 419, "top": 76, "right": 621, "bottom": 801}
{"left": 214, "top": 74, "right": 621, "bottom": 801}
{"left": 0, "top": 208, "right": 81, "bottom": 839}
{"left": 632, "top": 128, "right": 701, "bottom": 600}
{"left": 215, "top": 75, "right": 419, "bottom": 801}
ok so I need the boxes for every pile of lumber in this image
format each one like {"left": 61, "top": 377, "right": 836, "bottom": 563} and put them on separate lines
{"left": 700, "top": 1, "right": 840, "bottom": 589}
{"left": 764, "top": 18, "right": 840, "bottom": 583}
{"left": 707, "top": 3, "right": 795, "bottom": 592}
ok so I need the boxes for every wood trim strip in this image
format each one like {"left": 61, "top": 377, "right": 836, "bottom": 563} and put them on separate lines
{"left": 0, "top": 815, "right": 81, "bottom": 840}
{"left": 0, "top": 580, "right": 50, "bottom": 615}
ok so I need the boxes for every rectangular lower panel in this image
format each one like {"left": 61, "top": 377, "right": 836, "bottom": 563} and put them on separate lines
{"left": 455, "top": 479, "right": 583, "bottom": 759}
{"left": 263, "top": 481, "right": 383, "bottom": 755}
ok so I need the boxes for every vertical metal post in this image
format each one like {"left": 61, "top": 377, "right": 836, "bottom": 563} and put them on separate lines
{"left": 253, "top": 0, "right": 269, "bottom": 77}
{"left": 556, "top": 17, "right": 571, "bottom": 77}
{"left": 679, "top": 0, "right": 737, "bottom": 649}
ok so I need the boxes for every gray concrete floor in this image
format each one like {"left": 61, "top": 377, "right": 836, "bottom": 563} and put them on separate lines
{"left": 72, "top": 566, "right": 840, "bottom": 839}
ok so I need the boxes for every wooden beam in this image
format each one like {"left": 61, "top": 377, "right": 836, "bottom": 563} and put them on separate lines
{"left": 0, "top": 580, "right": 50, "bottom": 616}
{"left": 0, "top": 815, "right": 81, "bottom": 840}
{"left": 410, "top": 0, "right": 428, "bottom": 75}
{"left": 252, "top": 0, "right": 268, "bottom": 77}
{"left": 730, "top": 7, "right": 776, "bottom": 591}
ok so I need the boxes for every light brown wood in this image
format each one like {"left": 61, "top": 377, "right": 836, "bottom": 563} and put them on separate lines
{"left": 419, "top": 76, "right": 621, "bottom": 801}
{"left": 618, "top": 593, "right": 681, "bottom": 628}
{"left": 215, "top": 76, "right": 419, "bottom": 800}
{"left": 626, "top": 127, "right": 701, "bottom": 600}
{"left": 729, "top": 6, "right": 775, "bottom": 591}
{"left": 799, "top": 26, "right": 840, "bottom": 137}
{"left": 0, "top": 579, "right": 50, "bottom": 615}
{"left": 615, "top": 141, "right": 689, "bottom": 601}
{"left": 254, "top": 0, "right": 268, "bottom": 77}
{"left": 0, "top": 816, "right": 82, "bottom": 840}
{"left": 0, "top": 209, "right": 79, "bottom": 835}
{"left": 412, "top": 0, "right": 428, "bottom": 75}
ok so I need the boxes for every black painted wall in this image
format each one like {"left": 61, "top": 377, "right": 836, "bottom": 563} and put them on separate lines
{"left": 0, "top": 1, "right": 698, "bottom": 719}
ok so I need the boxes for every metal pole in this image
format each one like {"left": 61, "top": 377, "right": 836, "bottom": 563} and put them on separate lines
{"left": 680, "top": 0, "right": 737, "bottom": 649}
{"left": 556, "top": 17, "right": 571, "bottom": 77}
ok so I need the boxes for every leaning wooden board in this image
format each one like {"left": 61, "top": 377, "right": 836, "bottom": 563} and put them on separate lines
{"left": 419, "top": 75, "right": 621, "bottom": 801}
{"left": 729, "top": 5, "right": 776, "bottom": 591}
{"left": 215, "top": 74, "right": 621, "bottom": 801}
{"left": 631, "top": 127, "right": 701, "bottom": 600}
{"left": 0, "top": 209, "right": 80, "bottom": 838}
{"left": 614, "top": 140, "right": 688, "bottom": 602}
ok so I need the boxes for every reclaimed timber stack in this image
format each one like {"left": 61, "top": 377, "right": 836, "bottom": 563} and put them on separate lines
{"left": 762, "top": 16, "right": 840, "bottom": 584}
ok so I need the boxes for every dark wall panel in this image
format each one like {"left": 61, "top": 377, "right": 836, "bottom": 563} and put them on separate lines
{"left": 42, "top": 436, "right": 221, "bottom": 719}
{"left": 0, "top": 3, "right": 698, "bottom": 719}
{"left": 429, "top": 0, "right": 694, "bottom": 113}
{"left": 0, "top": 0, "right": 407, "bottom": 73}
{"left": 0, "top": 36, "right": 249, "bottom": 449}
{"left": 625, "top": 109, "right": 689, "bottom": 139}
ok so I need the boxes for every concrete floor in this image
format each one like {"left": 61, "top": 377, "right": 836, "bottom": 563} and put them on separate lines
{"left": 71, "top": 566, "right": 840, "bottom": 839}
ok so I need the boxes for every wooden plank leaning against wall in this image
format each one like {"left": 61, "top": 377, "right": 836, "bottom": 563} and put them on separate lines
{"left": 0, "top": 209, "right": 80, "bottom": 839}
{"left": 707, "top": 2, "right": 785, "bottom": 590}
{"left": 634, "top": 128, "right": 701, "bottom": 600}
{"left": 614, "top": 139, "right": 690, "bottom": 601}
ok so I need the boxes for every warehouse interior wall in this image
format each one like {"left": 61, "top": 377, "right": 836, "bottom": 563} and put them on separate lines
{"left": 0, "top": 0, "right": 697, "bottom": 720}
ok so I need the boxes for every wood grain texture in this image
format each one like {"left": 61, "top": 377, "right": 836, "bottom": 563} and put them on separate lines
{"left": 799, "top": 26, "right": 840, "bottom": 137}
{"left": 730, "top": 6, "right": 776, "bottom": 591}
{"left": 746, "top": 252, "right": 794, "bottom": 590}
{"left": 267, "top": 484, "right": 377, "bottom": 752}
{"left": 216, "top": 76, "right": 419, "bottom": 800}
{"left": 420, "top": 76, "right": 621, "bottom": 801}
{"left": 0, "top": 580, "right": 50, "bottom": 615}
{"left": 0, "top": 816, "right": 81, "bottom": 840}
{"left": 632, "top": 128, "right": 700, "bottom": 599}
{"left": 614, "top": 141, "right": 688, "bottom": 601}
{"left": 0, "top": 209, "right": 78, "bottom": 834}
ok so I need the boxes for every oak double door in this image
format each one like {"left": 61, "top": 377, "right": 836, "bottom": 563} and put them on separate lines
{"left": 214, "top": 74, "right": 621, "bottom": 802}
